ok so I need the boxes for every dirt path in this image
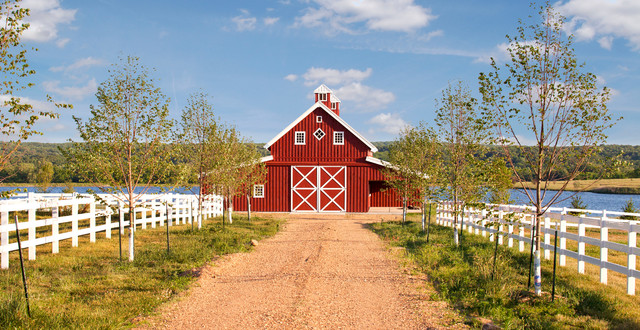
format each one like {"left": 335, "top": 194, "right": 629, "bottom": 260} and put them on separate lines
{"left": 146, "top": 214, "right": 463, "bottom": 329}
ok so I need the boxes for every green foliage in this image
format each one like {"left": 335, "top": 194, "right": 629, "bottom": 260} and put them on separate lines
{"left": 568, "top": 195, "right": 588, "bottom": 216}
{"left": 33, "top": 160, "right": 54, "bottom": 192}
{"left": 0, "top": 215, "right": 282, "bottom": 328}
{"left": 0, "top": 0, "right": 71, "bottom": 197}
{"left": 370, "top": 217, "right": 640, "bottom": 329}
{"left": 64, "top": 55, "right": 174, "bottom": 202}
{"left": 620, "top": 198, "right": 639, "bottom": 220}
{"left": 478, "top": 2, "right": 616, "bottom": 215}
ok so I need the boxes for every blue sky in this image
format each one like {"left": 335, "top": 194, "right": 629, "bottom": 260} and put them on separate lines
{"left": 16, "top": 0, "right": 640, "bottom": 144}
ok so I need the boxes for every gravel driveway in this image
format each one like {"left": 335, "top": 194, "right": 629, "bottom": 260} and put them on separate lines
{"left": 147, "top": 214, "right": 463, "bottom": 329}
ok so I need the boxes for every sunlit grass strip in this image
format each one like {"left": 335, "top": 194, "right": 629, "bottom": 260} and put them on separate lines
{"left": 370, "top": 215, "right": 640, "bottom": 329}
{"left": 0, "top": 215, "right": 282, "bottom": 328}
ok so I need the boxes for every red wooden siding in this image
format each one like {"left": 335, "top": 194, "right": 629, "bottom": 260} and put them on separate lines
{"left": 269, "top": 108, "right": 369, "bottom": 163}
{"left": 233, "top": 165, "right": 290, "bottom": 212}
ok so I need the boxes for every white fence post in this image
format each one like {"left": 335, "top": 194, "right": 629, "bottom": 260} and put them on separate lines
{"left": 519, "top": 220, "right": 525, "bottom": 252}
{"left": 628, "top": 221, "right": 637, "bottom": 296}
{"left": 560, "top": 212, "right": 567, "bottom": 267}
{"left": 105, "top": 203, "right": 111, "bottom": 239}
{"left": 498, "top": 210, "right": 504, "bottom": 246}
{"left": 544, "top": 216, "right": 551, "bottom": 260}
{"left": 90, "top": 199, "right": 96, "bottom": 243}
{"left": 28, "top": 200, "right": 36, "bottom": 260}
{"left": 600, "top": 211, "right": 608, "bottom": 285}
{"left": 119, "top": 202, "right": 125, "bottom": 235}
{"left": 578, "top": 215, "right": 586, "bottom": 274}
{"left": 1, "top": 209, "right": 8, "bottom": 269}
{"left": 52, "top": 203, "right": 59, "bottom": 253}
{"left": 141, "top": 206, "right": 147, "bottom": 230}
{"left": 72, "top": 200, "right": 79, "bottom": 247}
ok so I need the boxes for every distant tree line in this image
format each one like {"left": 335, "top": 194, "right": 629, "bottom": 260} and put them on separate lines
{"left": 373, "top": 144, "right": 640, "bottom": 181}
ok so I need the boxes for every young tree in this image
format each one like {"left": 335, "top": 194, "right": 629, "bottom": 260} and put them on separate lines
{"left": 176, "top": 91, "right": 219, "bottom": 229}
{"left": 237, "top": 148, "right": 267, "bottom": 222}
{"left": 0, "top": 0, "right": 70, "bottom": 197}
{"left": 435, "top": 81, "right": 492, "bottom": 246}
{"left": 478, "top": 3, "right": 616, "bottom": 295}
{"left": 34, "top": 160, "right": 54, "bottom": 193}
{"left": 385, "top": 123, "right": 442, "bottom": 227}
{"left": 64, "top": 56, "right": 174, "bottom": 261}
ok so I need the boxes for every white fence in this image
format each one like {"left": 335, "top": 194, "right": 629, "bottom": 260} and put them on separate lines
{"left": 0, "top": 192, "right": 223, "bottom": 269}
{"left": 437, "top": 201, "right": 640, "bottom": 295}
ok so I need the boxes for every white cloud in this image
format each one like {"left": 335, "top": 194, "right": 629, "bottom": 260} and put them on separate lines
{"left": 55, "top": 37, "right": 70, "bottom": 48}
{"left": 284, "top": 74, "right": 298, "bottom": 82}
{"left": 20, "top": 0, "right": 76, "bottom": 44}
{"left": 334, "top": 83, "right": 395, "bottom": 111}
{"left": 42, "top": 78, "right": 97, "bottom": 100}
{"left": 295, "top": 0, "right": 435, "bottom": 34}
{"left": 557, "top": 0, "right": 640, "bottom": 51}
{"left": 49, "top": 57, "right": 106, "bottom": 73}
{"left": 301, "top": 67, "right": 372, "bottom": 86}
{"left": 475, "top": 40, "right": 542, "bottom": 64}
{"left": 290, "top": 67, "right": 395, "bottom": 111}
{"left": 264, "top": 17, "right": 280, "bottom": 26}
{"left": 232, "top": 10, "right": 257, "bottom": 31}
{"left": 367, "top": 113, "right": 408, "bottom": 135}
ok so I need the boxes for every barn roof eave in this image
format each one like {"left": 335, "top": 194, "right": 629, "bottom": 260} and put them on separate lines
{"left": 263, "top": 102, "right": 378, "bottom": 152}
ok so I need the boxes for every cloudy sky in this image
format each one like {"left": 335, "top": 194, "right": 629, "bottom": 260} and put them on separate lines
{"left": 14, "top": 0, "right": 640, "bottom": 144}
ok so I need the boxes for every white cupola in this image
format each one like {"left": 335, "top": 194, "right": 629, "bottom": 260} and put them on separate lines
{"left": 314, "top": 84, "right": 341, "bottom": 116}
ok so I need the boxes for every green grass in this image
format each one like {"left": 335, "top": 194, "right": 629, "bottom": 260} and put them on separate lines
{"left": 370, "top": 215, "right": 640, "bottom": 329}
{"left": 0, "top": 214, "right": 282, "bottom": 328}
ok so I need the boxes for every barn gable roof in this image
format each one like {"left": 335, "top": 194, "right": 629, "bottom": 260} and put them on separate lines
{"left": 264, "top": 102, "right": 378, "bottom": 153}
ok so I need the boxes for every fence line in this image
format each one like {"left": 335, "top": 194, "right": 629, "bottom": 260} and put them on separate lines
{"left": 436, "top": 201, "right": 639, "bottom": 296}
{"left": 1, "top": 192, "right": 223, "bottom": 269}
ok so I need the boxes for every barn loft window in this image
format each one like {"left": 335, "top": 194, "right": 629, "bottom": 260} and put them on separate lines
{"left": 318, "top": 93, "right": 327, "bottom": 101}
{"left": 253, "top": 184, "right": 265, "bottom": 198}
{"left": 331, "top": 102, "right": 337, "bottom": 110}
{"left": 295, "top": 131, "right": 305, "bottom": 145}
{"left": 316, "top": 115, "right": 322, "bottom": 123}
{"left": 314, "top": 128, "right": 325, "bottom": 140}
{"left": 333, "top": 131, "right": 344, "bottom": 145}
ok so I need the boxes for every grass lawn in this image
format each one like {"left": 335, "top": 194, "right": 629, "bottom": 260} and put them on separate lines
{"left": 0, "top": 214, "right": 282, "bottom": 328}
{"left": 370, "top": 214, "right": 640, "bottom": 329}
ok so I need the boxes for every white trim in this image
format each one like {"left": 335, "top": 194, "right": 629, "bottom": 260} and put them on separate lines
{"left": 333, "top": 131, "right": 344, "bottom": 145}
{"left": 253, "top": 184, "right": 265, "bottom": 198}
{"left": 264, "top": 102, "right": 378, "bottom": 152}
{"left": 316, "top": 115, "right": 322, "bottom": 123}
{"left": 365, "top": 156, "right": 393, "bottom": 168}
{"left": 294, "top": 131, "right": 305, "bottom": 145}
{"left": 260, "top": 155, "right": 274, "bottom": 163}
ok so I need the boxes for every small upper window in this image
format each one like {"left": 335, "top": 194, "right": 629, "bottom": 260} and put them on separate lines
{"left": 316, "top": 116, "right": 322, "bottom": 123}
{"left": 295, "top": 131, "right": 305, "bottom": 145}
{"left": 333, "top": 131, "right": 344, "bottom": 145}
{"left": 331, "top": 102, "right": 337, "bottom": 110}
{"left": 314, "top": 128, "right": 325, "bottom": 140}
{"left": 318, "top": 93, "right": 327, "bottom": 101}
{"left": 253, "top": 184, "right": 265, "bottom": 198}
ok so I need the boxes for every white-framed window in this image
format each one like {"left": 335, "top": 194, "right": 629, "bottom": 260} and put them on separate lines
{"left": 333, "top": 131, "right": 344, "bottom": 145}
{"left": 331, "top": 102, "right": 337, "bottom": 110}
{"left": 314, "top": 128, "right": 325, "bottom": 140}
{"left": 295, "top": 131, "right": 305, "bottom": 145}
{"left": 316, "top": 115, "right": 322, "bottom": 123}
{"left": 318, "top": 93, "right": 327, "bottom": 101}
{"left": 253, "top": 184, "right": 265, "bottom": 198}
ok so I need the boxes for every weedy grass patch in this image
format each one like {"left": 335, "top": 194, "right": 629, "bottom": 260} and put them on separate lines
{"left": 0, "top": 215, "right": 282, "bottom": 328}
{"left": 370, "top": 215, "right": 640, "bottom": 329}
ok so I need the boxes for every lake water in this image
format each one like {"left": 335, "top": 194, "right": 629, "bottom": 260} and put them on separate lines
{"left": 509, "top": 189, "right": 639, "bottom": 212}
{"left": 1, "top": 186, "right": 638, "bottom": 213}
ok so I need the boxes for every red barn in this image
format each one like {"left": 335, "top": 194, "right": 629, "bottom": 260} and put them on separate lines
{"left": 233, "top": 85, "right": 402, "bottom": 213}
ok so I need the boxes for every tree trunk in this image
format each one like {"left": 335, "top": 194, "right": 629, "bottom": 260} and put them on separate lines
{"left": 128, "top": 206, "right": 135, "bottom": 261}
{"left": 228, "top": 195, "right": 233, "bottom": 224}
{"left": 402, "top": 198, "right": 407, "bottom": 223}
{"left": 534, "top": 214, "right": 543, "bottom": 295}
{"left": 246, "top": 194, "right": 251, "bottom": 222}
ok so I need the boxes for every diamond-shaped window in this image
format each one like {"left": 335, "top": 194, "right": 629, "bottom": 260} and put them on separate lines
{"left": 314, "top": 128, "right": 325, "bottom": 140}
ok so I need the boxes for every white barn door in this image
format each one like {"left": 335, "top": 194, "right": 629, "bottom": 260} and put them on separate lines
{"left": 291, "top": 166, "right": 346, "bottom": 212}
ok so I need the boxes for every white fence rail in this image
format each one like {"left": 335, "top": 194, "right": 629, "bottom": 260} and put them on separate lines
{"left": 1, "top": 192, "right": 223, "bottom": 269}
{"left": 437, "top": 201, "right": 639, "bottom": 295}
